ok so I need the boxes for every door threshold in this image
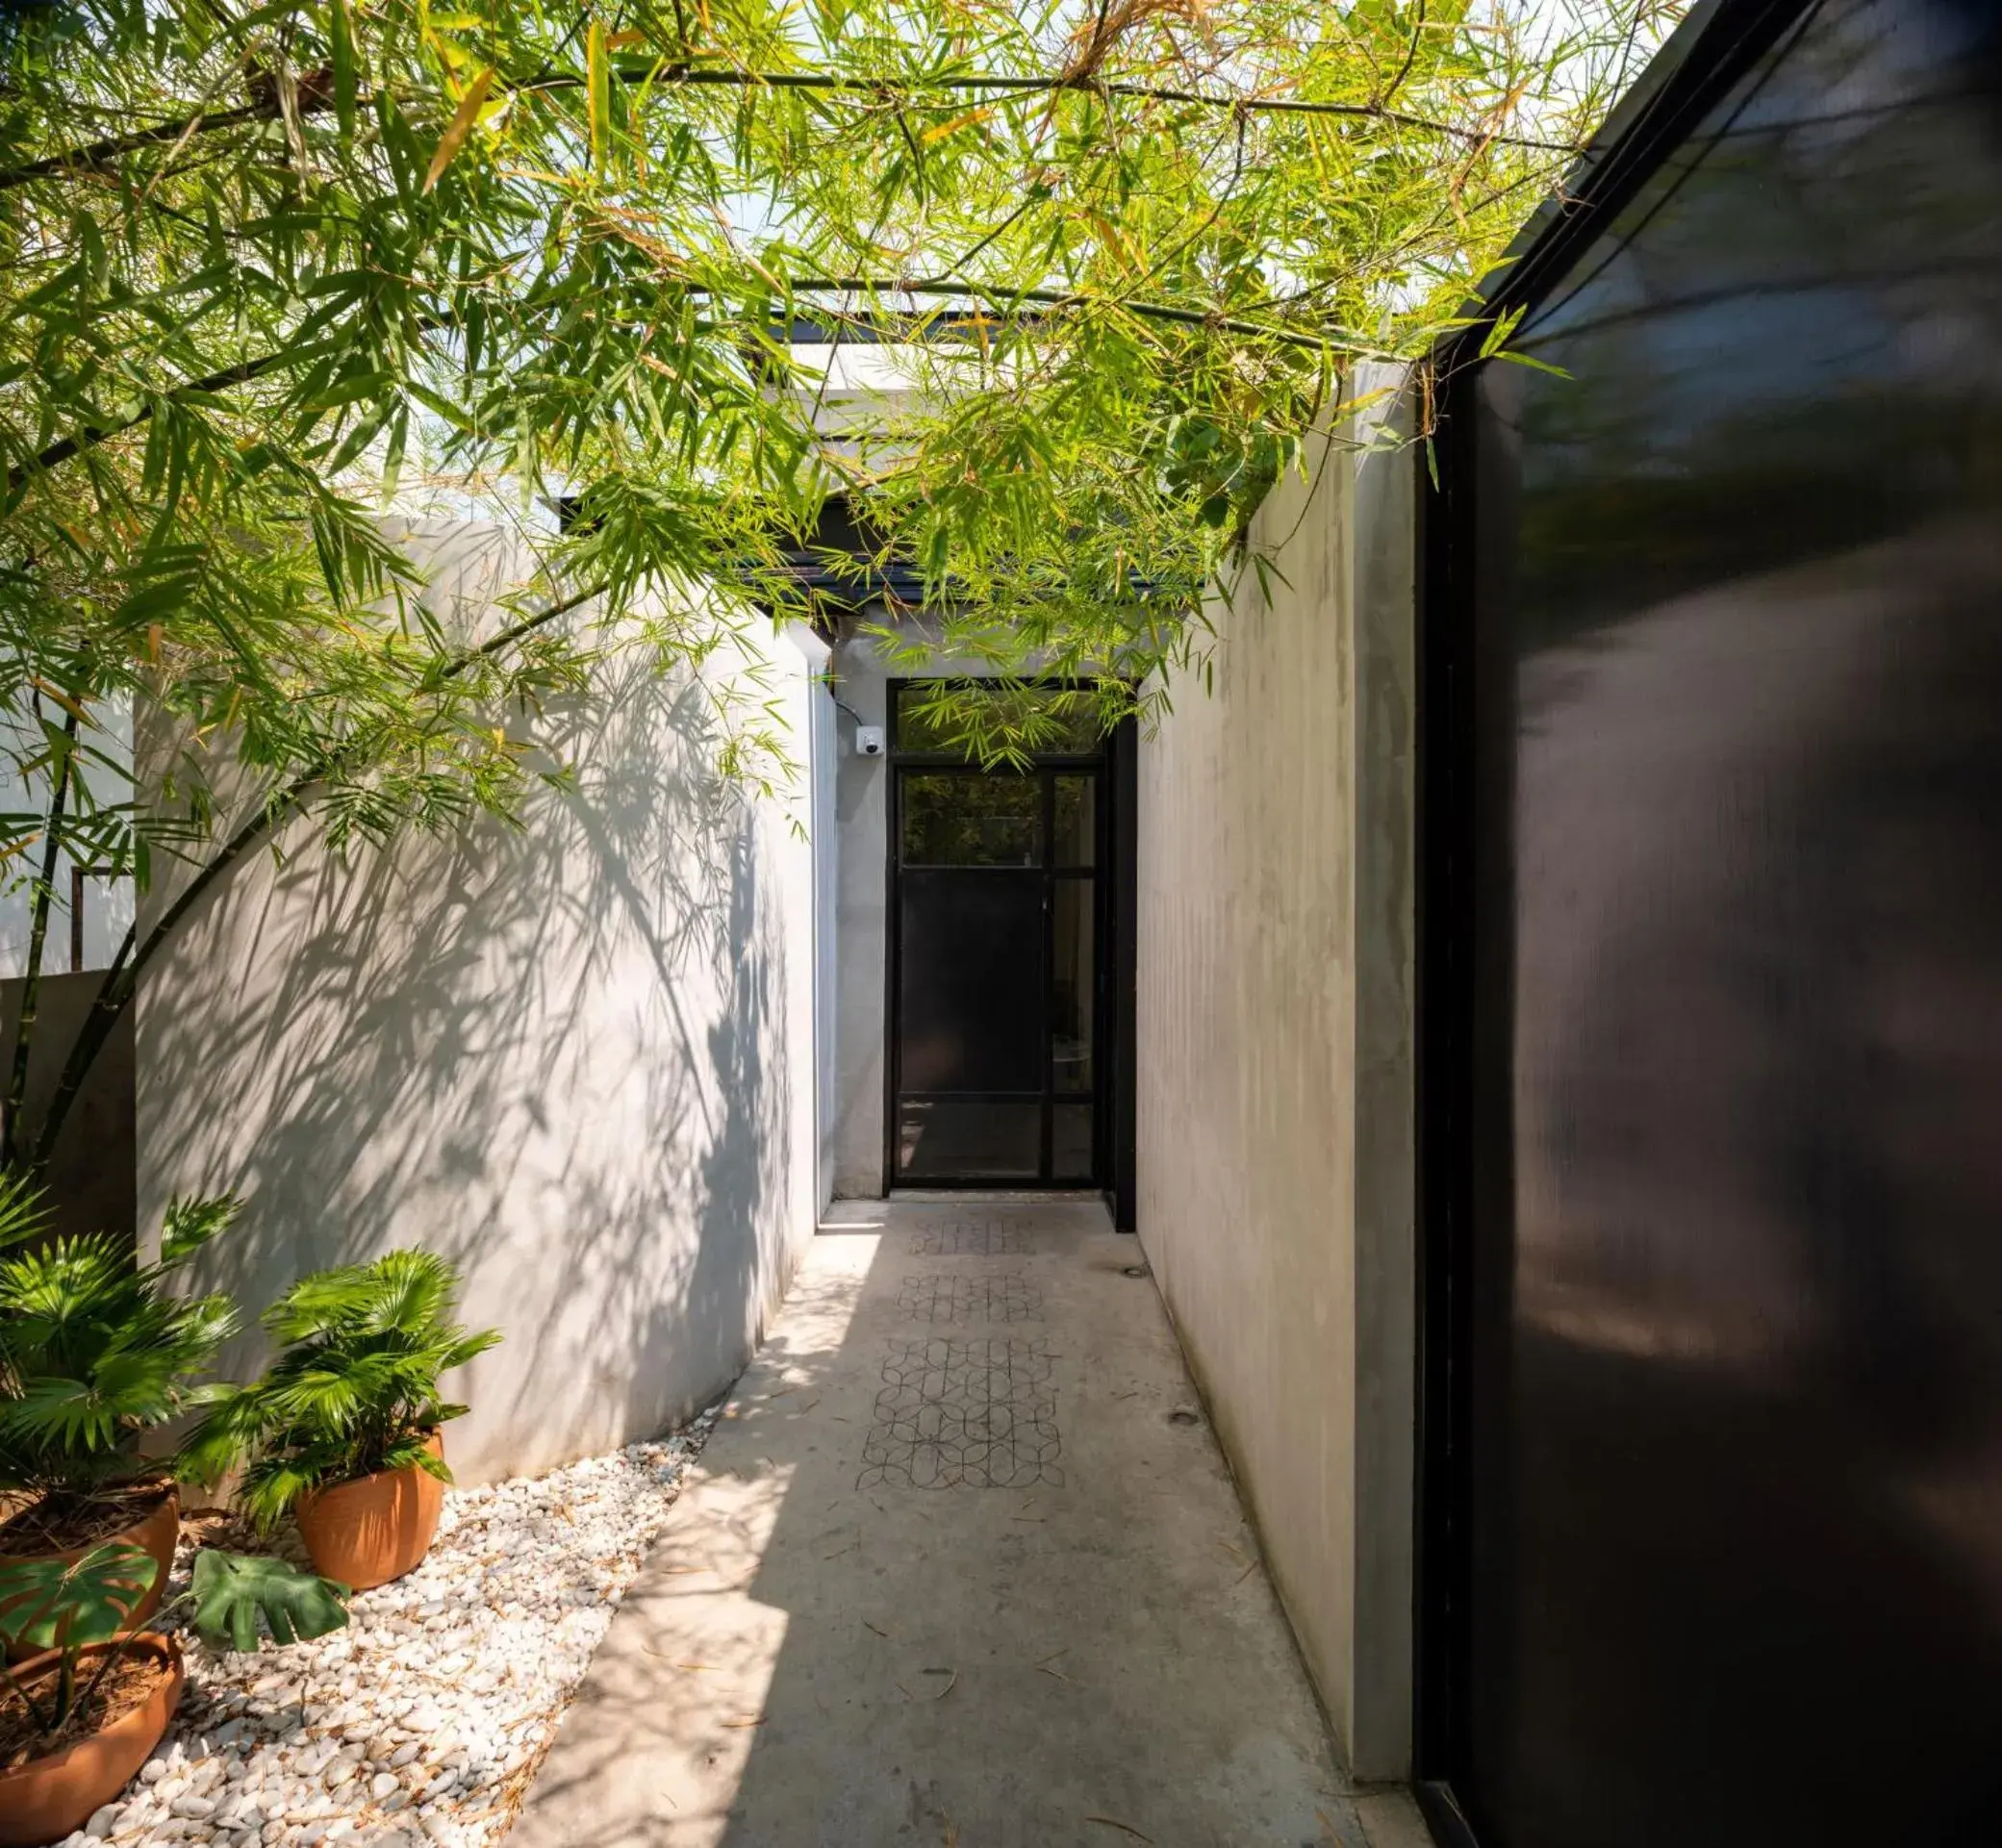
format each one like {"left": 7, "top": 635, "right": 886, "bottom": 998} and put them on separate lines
{"left": 887, "top": 1188, "right": 1104, "bottom": 1202}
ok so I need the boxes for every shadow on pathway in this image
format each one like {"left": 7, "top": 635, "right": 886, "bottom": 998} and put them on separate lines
{"left": 507, "top": 1198, "right": 1430, "bottom": 1848}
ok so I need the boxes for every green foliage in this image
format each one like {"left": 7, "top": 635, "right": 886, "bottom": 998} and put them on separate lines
{"left": 188, "top": 1548, "right": 350, "bottom": 1651}
{"left": 0, "top": 1540, "right": 157, "bottom": 1661}
{"left": 0, "top": 1187, "right": 240, "bottom": 1522}
{"left": 0, "top": 0, "right": 1671, "bottom": 1148}
{"left": 0, "top": 1540, "right": 344, "bottom": 1741}
{"left": 185, "top": 1249, "right": 500, "bottom": 1533}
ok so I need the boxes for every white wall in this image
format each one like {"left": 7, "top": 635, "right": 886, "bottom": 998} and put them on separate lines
{"left": 827, "top": 615, "right": 893, "bottom": 1197}
{"left": 137, "top": 521, "right": 824, "bottom": 1483}
{"left": 1135, "top": 373, "right": 1418, "bottom": 1779}
{"left": 806, "top": 665, "right": 841, "bottom": 1208}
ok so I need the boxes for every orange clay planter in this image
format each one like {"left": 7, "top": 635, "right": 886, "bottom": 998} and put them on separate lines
{"left": 0, "top": 1487, "right": 180, "bottom": 1665}
{"left": 0, "top": 1633, "right": 184, "bottom": 1848}
{"left": 293, "top": 1433, "right": 444, "bottom": 1591}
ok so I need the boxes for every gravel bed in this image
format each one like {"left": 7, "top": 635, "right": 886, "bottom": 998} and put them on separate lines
{"left": 55, "top": 1408, "right": 720, "bottom": 1848}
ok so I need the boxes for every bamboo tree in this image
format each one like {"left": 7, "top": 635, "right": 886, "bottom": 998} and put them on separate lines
{"left": 3, "top": 698, "right": 78, "bottom": 1167}
{"left": 0, "top": 0, "right": 1670, "bottom": 1170}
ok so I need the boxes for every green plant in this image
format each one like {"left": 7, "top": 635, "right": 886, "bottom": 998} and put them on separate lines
{"left": 185, "top": 1250, "right": 500, "bottom": 1534}
{"left": 0, "top": 1180, "right": 240, "bottom": 1545}
{"left": 0, "top": 0, "right": 1670, "bottom": 1172}
{"left": 0, "top": 1540, "right": 345, "bottom": 1750}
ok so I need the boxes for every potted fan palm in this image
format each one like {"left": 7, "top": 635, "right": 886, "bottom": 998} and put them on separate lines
{"left": 0, "top": 1180, "right": 241, "bottom": 1651}
{"left": 0, "top": 1537, "right": 345, "bottom": 1846}
{"left": 185, "top": 1250, "right": 500, "bottom": 1590}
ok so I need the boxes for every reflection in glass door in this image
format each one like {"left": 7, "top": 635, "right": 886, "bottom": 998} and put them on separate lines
{"left": 890, "top": 697, "right": 1104, "bottom": 1186}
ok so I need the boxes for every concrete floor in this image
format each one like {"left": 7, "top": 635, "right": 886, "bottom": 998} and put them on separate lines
{"left": 507, "top": 1198, "right": 1432, "bottom": 1848}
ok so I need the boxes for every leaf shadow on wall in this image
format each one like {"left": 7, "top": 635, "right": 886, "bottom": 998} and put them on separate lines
{"left": 139, "top": 584, "right": 808, "bottom": 1481}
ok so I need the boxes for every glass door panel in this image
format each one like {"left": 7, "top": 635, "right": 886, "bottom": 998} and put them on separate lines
{"left": 898, "top": 871, "right": 1045, "bottom": 1092}
{"left": 902, "top": 772, "right": 1042, "bottom": 866}
{"left": 1051, "top": 877, "right": 1095, "bottom": 1094}
{"left": 899, "top": 1099, "right": 1043, "bottom": 1180}
{"left": 1052, "top": 775, "right": 1096, "bottom": 867}
{"left": 890, "top": 707, "right": 1105, "bottom": 1186}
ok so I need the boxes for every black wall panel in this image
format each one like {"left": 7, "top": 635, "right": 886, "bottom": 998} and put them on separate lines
{"left": 1426, "top": 3, "right": 2002, "bottom": 1843}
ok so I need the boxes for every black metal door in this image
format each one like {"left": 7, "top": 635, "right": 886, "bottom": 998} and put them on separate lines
{"left": 892, "top": 764, "right": 1102, "bottom": 1185}
{"left": 1421, "top": 2, "right": 2002, "bottom": 1844}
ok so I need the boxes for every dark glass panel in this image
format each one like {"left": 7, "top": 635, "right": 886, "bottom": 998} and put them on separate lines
{"left": 901, "top": 773, "right": 1039, "bottom": 866}
{"left": 1051, "top": 877, "right": 1095, "bottom": 1093}
{"left": 898, "top": 1099, "right": 1042, "bottom": 1179}
{"left": 896, "top": 682, "right": 1102, "bottom": 758}
{"left": 898, "top": 871, "right": 1044, "bottom": 1090}
{"left": 1052, "top": 775, "right": 1096, "bottom": 868}
{"left": 1444, "top": 4, "right": 2002, "bottom": 1845}
{"left": 1052, "top": 1102, "right": 1094, "bottom": 1181}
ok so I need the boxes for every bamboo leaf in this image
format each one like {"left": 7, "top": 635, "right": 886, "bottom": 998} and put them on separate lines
{"left": 330, "top": 0, "right": 359, "bottom": 140}
{"left": 588, "top": 17, "right": 608, "bottom": 175}
{"left": 422, "top": 66, "right": 494, "bottom": 194}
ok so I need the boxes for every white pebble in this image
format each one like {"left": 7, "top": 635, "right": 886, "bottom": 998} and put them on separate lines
{"left": 139, "top": 1424, "right": 704, "bottom": 1848}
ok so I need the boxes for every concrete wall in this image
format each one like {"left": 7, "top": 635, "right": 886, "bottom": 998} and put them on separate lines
{"left": 807, "top": 674, "right": 841, "bottom": 1211}
{"left": 137, "top": 521, "right": 825, "bottom": 1484}
{"left": 828, "top": 620, "right": 892, "bottom": 1197}
{"left": 1135, "top": 374, "right": 1417, "bottom": 1779}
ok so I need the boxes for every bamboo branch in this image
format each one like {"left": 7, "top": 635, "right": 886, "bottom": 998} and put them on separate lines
{"left": 6, "top": 279, "right": 1356, "bottom": 497}
{"left": 4, "top": 700, "right": 80, "bottom": 1169}
{"left": 0, "top": 62, "right": 1579, "bottom": 193}
{"left": 32, "top": 922, "right": 131, "bottom": 1174}
{"left": 0, "top": 99, "right": 279, "bottom": 191}
{"left": 6, "top": 349, "right": 291, "bottom": 498}
{"left": 31, "top": 577, "right": 611, "bottom": 1166}
{"left": 5, "top": 311, "right": 455, "bottom": 496}
{"left": 739, "top": 279, "right": 1381, "bottom": 352}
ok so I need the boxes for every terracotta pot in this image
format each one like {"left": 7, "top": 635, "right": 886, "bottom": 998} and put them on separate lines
{"left": 0, "top": 1632, "right": 183, "bottom": 1847}
{"left": 0, "top": 1486, "right": 180, "bottom": 1664}
{"left": 293, "top": 1431, "right": 445, "bottom": 1590}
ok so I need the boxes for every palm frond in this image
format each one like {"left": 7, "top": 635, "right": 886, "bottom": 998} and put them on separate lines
{"left": 159, "top": 1194, "right": 242, "bottom": 1269}
{"left": 0, "top": 1200, "right": 239, "bottom": 1501}
{"left": 220, "top": 1247, "right": 499, "bottom": 1527}
{"left": 0, "top": 1170, "right": 52, "bottom": 1253}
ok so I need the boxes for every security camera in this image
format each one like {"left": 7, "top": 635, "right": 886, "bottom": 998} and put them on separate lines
{"left": 855, "top": 726, "right": 886, "bottom": 758}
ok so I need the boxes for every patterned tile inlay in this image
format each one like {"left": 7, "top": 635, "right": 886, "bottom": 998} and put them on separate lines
{"left": 898, "top": 1273, "right": 1044, "bottom": 1325}
{"left": 858, "top": 1338, "right": 1064, "bottom": 1489}
{"left": 908, "top": 1218, "right": 1031, "bottom": 1257}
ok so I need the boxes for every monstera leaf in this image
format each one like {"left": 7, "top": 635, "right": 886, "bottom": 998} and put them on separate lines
{"left": 190, "top": 1550, "right": 349, "bottom": 1651}
{"left": 0, "top": 1540, "right": 158, "bottom": 1654}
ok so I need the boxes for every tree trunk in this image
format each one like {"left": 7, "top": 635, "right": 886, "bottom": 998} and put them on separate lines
{"left": 4, "top": 701, "right": 81, "bottom": 1171}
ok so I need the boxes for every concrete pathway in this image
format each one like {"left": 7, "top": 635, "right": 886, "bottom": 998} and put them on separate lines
{"left": 508, "top": 1198, "right": 1430, "bottom": 1848}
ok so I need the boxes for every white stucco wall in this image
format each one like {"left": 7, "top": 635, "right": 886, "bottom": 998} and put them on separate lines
{"left": 828, "top": 620, "right": 893, "bottom": 1198}
{"left": 1135, "top": 374, "right": 1418, "bottom": 1779}
{"left": 136, "top": 521, "right": 825, "bottom": 1484}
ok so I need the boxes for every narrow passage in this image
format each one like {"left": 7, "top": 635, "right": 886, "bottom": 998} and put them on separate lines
{"left": 509, "top": 1200, "right": 1427, "bottom": 1848}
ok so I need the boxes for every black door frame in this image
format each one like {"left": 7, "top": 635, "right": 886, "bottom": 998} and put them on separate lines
{"left": 881, "top": 677, "right": 1137, "bottom": 1213}
{"left": 1412, "top": 3, "right": 1818, "bottom": 1839}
